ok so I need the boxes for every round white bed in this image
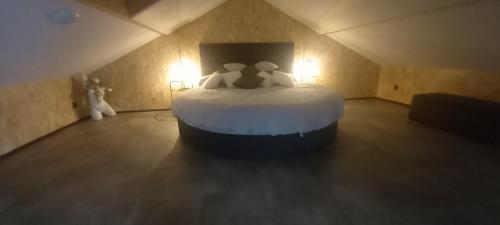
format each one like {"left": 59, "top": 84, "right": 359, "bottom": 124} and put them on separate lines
{"left": 172, "top": 86, "right": 344, "bottom": 158}
{"left": 173, "top": 86, "right": 343, "bottom": 135}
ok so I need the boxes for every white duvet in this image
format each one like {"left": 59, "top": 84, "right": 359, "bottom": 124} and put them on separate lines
{"left": 171, "top": 87, "right": 344, "bottom": 136}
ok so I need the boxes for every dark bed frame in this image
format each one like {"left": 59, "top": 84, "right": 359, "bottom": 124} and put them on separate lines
{"left": 179, "top": 120, "right": 337, "bottom": 159}
{"left": 177, "top": 42, "right": 337, "bottom": 158}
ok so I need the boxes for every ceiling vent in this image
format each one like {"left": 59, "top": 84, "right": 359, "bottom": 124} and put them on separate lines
{"left": 47, "top": 8, "right": 79, "bottom": 25}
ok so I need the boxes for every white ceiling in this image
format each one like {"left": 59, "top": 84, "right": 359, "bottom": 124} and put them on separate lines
{"left": 268, "top": 0, "right": 500, "bottom": 71}
{"left": 267, "top": 0, "right": 470, "bottom": 34}
{"left": 131, "top": 0, "right": 226, "bottom": 35}
{"left": 0, "top": 0, "right": 159, "bottom": 86}
{"left": 328, "top": 0, "right": 500, "bottom": 70}
{"left": 2, "top": 0, "right": 498, "bottom": 87}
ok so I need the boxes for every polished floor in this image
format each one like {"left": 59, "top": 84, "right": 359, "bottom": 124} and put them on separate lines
{"left": 0, "top": 99, "right": 499, "bottom": 225}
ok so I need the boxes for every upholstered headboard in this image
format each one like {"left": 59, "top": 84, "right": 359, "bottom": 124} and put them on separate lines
{"left": 199, "top": 42, "right": 295, "bottom": 75}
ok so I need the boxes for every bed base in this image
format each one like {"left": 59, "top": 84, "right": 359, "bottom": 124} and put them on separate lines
{"left": 177, "top": 119, "right": 337, "bottom": 159}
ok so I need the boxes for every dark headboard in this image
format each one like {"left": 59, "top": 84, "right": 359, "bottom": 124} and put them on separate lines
{"left": 199, "top": 42, "right": 295, "bottom": 75}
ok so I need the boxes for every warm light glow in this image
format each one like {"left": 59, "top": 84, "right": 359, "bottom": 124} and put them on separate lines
{"left": 167, "top": 59, "right": 202, "bottom": 87}
{"left": 293, "top": 59, "right": 320, "bottom": 84}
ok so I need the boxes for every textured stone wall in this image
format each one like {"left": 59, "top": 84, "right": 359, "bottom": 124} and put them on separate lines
{"left": 90, "top": 36, "right": 176, "bottom": 111}
{"left": 0, "top": 0, "right": 380, "bottom": 155}
{"left": 0, "top": 78, "right": 88, "bottom": 155}
{"left": 377, "top": 66, "right": 500, "bottom": 104}
{"left": 90, "top": 0, "right": 380, "bottom": 111}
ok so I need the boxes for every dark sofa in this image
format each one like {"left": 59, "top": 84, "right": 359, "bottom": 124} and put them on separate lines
{"left": 409, "top": 93, "right": 500, "bottom": 146}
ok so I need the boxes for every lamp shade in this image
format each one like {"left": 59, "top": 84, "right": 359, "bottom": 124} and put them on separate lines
{"left": 302, "top": 59, "right": 319, "bottom": 77}
{"left": 168, "top": 59, "right": 201, "bottom": 86}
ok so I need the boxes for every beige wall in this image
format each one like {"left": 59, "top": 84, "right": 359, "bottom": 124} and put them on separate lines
{"left": 0, "top": 78, "right": 87, "bottom": 155}
{"left": 377, "top": 66, "right": 500, "bottom": 104}
{"left": 90, "top": 0, "right": 380, "bottom": 111}
{"left": 1, "top": 0, "right": 379, "bottom": 155}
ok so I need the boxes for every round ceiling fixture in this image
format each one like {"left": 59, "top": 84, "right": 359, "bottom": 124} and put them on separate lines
{"left": 47, "top": 8, "right": 79, "bottom": 25}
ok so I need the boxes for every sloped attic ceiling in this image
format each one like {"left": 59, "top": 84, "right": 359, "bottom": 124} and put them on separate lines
{"left": 0, "top": 0, "right": 159, "bottom": 86}
{"left": 2, "top": 0, "right": 498, "bottom": 87}
{"left": 132, "top": 0, "right": 500, "bottom": 71}
{"left": 267, "top": 0, "right": 500, "bottom": 71}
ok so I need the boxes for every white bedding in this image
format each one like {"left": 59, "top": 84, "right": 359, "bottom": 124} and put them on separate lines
{"left": 172, "top": 87, "right": 344, "bottom": 136}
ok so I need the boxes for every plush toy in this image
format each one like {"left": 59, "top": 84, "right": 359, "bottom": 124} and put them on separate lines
{"left": 80, "top": 74, "right": 116, "bottom": 120}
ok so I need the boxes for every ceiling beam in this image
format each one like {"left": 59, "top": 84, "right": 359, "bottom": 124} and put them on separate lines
{"left": 76, "top": 0, "right": 163, "bottom": 34}
{"left": 125, "top": 0, "right": 163, "bottom": 16}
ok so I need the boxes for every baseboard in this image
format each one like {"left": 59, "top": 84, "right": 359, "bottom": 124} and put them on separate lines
{"left": 375, "top": 98, "right": 410, "bottom": 106}
{"left": 117, "top": 108, "right": 170, "bottom": 113}
{"left": 343, "top": 97, "right": 410, "bottom": 106}
{"left": 0, "top": 108, "right": 174, "bottom": 160}
{"left": 344, "top": 97, "right": 377, "bottom": 101}
{"left": 0, "top": 116, "right": 90, "bottom": 161}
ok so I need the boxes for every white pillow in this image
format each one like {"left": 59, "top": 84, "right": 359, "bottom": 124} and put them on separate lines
{"left": 221, "top": 71, "right": 242, "bottom": 88}
{"left": 202, "top": 71, "right": 222, "bottom": 89}
{"left": 272, "top": 71, "right": 295, "bottom": 87}
{"left": 199, "top": 71, "right": 217, "bottom": 87}
{"left": 224, "top": 63, "right": 247, "bottom": 71}
{"left": 255, "top": 61, "right": 278, "bottom": 71}
{"left": 257, "top": 71, "right": 273, "bottom": 88}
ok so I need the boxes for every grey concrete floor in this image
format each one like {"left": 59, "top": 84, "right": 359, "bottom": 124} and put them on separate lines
{"left": 0, "top": 99, "right": 499, "bottom": 225}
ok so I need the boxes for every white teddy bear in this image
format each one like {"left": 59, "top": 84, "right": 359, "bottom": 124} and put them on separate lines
{"left": 80, "top": 74, "right": 116, "bottom": 120}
